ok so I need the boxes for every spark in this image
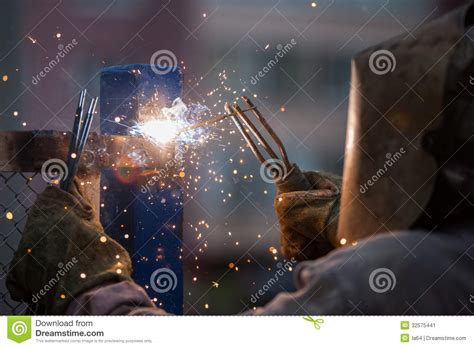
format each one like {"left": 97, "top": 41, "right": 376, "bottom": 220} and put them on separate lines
{"left": 269, "top": 246, "right": 277, "bottom": 254}
{"left": 5, "top": 211, "right": 13, "bottom": 220}
{"left": 2, "top": 75, "right": 8, "bottom": 82}
{"left": 131, "top": 97, "right": 211, "bottom": 145}
{"left": 212, "top": 281, "right": 219, "bottom": 288}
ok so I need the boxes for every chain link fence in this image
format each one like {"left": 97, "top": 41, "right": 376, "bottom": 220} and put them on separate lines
{"left": 0, "top": 172, "right": 46, "bottom": 314}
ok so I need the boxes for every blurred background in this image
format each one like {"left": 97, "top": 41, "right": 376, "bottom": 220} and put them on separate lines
{"left": 0, "top": 0, "right": 469, "bottom": 314}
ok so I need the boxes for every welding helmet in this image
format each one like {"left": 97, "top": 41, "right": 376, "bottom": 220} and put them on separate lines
{"left": 337, "top": 3, "right": 474, "bottom": 243}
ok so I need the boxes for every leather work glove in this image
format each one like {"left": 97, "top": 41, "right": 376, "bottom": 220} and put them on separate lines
{"left": 6, "top": 181, "right": 132, "bottom": 314}
{"left": 275, "top": 165, "right": 341, "bottom": 261}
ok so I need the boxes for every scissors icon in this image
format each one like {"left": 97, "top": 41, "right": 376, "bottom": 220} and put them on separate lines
{"left": 470, "top": 294, "right": 474, "bottom": 304}
{"left": 470, "top": 76, "right": 474, "bottom": 86}
{"left": 303, "top": 315, "right": 325, "bottom": 330}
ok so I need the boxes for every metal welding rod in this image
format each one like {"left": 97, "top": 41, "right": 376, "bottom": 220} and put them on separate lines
{"left": 63, "top": 97, "right": 98, "bottom": 192}
{"left": 62, "top": 89, "right": 86, "bottom": 190}
{"left": 176, "top": 107, "right": 256, "bottom": 135}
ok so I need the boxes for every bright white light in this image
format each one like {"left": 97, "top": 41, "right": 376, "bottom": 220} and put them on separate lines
{"left": 131, "top": 97, "right": 210, "bottom": 146}
{"left": 139, "top": 119, "right": 179, "bottom": 144}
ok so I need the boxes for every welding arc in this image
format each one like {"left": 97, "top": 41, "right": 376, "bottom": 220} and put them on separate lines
{"left": 61, "top": 90, "right": 98, "bottom": 192}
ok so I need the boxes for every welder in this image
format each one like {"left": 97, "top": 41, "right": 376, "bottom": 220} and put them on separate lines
{"left": 6, "top": 3, "right": 474, "bottom": 315}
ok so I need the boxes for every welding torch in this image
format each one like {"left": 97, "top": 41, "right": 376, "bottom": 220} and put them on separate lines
{"left": 182, "top": 96, "right": 313, "bottom": 191}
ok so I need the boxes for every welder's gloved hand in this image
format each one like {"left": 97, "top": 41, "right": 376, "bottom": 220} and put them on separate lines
{"left": 275, "top": 165, "right": 341, "bottom": 261}
{"left": 6, "top": 180, "right": 132, "bottom": 315}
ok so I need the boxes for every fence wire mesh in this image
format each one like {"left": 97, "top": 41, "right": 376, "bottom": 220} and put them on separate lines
{"left": 0, "top": 172, "right": 46, "bottom": 314}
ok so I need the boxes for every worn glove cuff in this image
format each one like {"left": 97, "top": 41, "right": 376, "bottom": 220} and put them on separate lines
{"left": 6, "top": 184, "right": 133, "bottom": 314}
{"left": 275, "top": 168, "right": 341, "bottom": 260}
